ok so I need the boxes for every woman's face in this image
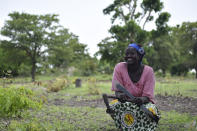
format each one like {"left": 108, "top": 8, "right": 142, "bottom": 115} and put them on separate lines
{"left": 125, "top": 47, "right": 139, "bottom": 65}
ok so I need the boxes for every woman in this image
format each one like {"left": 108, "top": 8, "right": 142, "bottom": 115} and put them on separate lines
{"left": 112, "top": 43, "right": 155, "bottom": 104}
{"left": 109, "top": 43, "right": 159, "bottom": 131}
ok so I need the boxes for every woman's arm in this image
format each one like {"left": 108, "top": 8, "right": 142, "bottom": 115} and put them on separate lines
{"left": 142, "top": 67, "right": 156, "bottom": 103}
{"left": 111, "top": 63, "right": 124, "bottom": 91}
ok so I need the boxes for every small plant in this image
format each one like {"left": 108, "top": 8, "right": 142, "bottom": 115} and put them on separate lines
{"left": 87, "top": 77, "right": 101, "bottom": 95}
{"left": 0, "top": 86, "right": 42, "bottom": 117}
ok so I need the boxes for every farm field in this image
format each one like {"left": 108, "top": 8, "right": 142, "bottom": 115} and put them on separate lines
{"left": 0, "top": 74, "right": 197, "bottom": 131}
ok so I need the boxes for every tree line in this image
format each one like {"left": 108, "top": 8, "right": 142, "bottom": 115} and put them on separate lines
{"left": 0, "top": 12, "right": 97, "bottom": 81}
{"left": 96, "top": 0, "right": 197, "bottom": 78}
{"left": 0, "top": 0, "right": 197, "bottom": 81}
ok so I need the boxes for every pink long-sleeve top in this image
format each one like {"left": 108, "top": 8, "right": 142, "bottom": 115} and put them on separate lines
{"left": 112, "top": 62, "right": 156, "bottom": 104}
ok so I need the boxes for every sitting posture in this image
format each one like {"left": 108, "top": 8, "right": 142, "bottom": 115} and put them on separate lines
{"left": 112, "top": 43, "right": 155, "bottom": 105}
{"left": 104, "top": 43, "right": 160, "bottom": 131}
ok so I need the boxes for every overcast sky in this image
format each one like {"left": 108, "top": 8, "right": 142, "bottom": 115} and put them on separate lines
{"left": 1, "top": 0, "right": 197, "bottom": 56}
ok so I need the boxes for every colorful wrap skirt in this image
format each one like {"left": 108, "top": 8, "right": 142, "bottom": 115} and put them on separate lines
{"left": 109, "top": 99, "right": 160, "bottom": 131}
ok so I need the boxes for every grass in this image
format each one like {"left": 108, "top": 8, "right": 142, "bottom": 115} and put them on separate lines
{"left": 8, "top": 106, "right": 116, "bottom": 131}
{"left": 157, "top": 111, "right": 197, "bottom": 131}
{"left": 155, "top": 77, "right": 197, "bottom": 97}
{"left": 0, "top": 74, "right": 197, "bottom": 130}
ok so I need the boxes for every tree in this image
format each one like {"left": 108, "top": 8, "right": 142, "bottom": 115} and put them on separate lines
{"left": 146, "top": 12, "right": 173, "bottom": 75}
{"left": 178, "top": 22, "right": 197, "bottom": 78}
{"left": 155, "top": 12, "right": 171, "bottom": 36}
{"left": 151, "top": 35, "right": 174, "bottom": 75}
{"left": 103, "top": 0, "right": 163, "bottom": 28}
{"left": 97, "top": 38, "right": 127, "bottom": 65}
{"left": 97, "top": 22, "right": 148, "bottom": 65}
{"left": 167, "top": 26, "right": 188, "bottom": 76}
{"left": 0, "top": 41, "right": 29, "bottom": 77}
{"left": 1, "top": 12, "right": 60, "bottom": 81}
{"left": 97, "top": 0, "right": 165, "bottom": 66}
{"left": 47, "top": 28, "right": 88, "bottom": 69}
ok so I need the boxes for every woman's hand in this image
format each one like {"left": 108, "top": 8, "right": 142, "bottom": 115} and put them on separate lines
{"left": 115, "top": 91, "right": 149, "bottom": 105}
{"left": 133, "top": 97, "right": 149, "bottom": 105}
{"left": 115, "top": 91, "right": 128, "bottom": 102}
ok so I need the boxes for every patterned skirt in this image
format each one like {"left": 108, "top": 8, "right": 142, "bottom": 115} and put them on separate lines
{"left": 109, "top": 99, "right": 160, "bottom": 131}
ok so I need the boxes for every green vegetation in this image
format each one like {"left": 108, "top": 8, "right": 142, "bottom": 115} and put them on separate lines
{"left": 155, "top": 77, "right": 197, "bottom": 97}
{"left": 0, "top": 86, "right": 42, "bottom": 117}
{"left": 0, "top": 75, "right": 196, "bottom": 130}
{"left": 8, "top": 106, "right": 115, "bottom": 131}
{"left": 0, "top": 0, "right": 197, "bottom": 130}
{"left": 158, "top": 111, "right": 197, "bottom": 131}
{"left": 1, "top": 1, "right": 197, "bottom": 81}
{"left": 97, "top": 0, "right": 197, "bottom": 78}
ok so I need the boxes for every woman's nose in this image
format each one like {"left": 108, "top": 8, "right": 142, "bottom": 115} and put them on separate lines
{"left": 127, "top": 54, "right": 133, "bottom": 57}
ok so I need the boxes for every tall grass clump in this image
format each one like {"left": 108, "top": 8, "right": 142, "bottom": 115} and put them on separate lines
{"left": 47, "top": 77, "right": 69, "bottom": 92}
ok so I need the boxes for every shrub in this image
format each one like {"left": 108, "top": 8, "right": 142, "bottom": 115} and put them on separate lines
{"left": 47, "top": 77, "right": 69, "bottom": 92}
{"left": 170, "top": 63, "right": 189, "bottom": 76}
{"left": 0, "top": 86, "right": 42, "bottom": 117}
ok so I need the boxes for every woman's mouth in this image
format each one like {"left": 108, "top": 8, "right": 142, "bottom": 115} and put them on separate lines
{"left": 127, "top": 57, "right": 135, "bottom": 63}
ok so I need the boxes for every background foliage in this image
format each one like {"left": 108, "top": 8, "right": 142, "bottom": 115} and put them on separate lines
{"left": 0, "top": 0, "right": 197, "bottom": 81}
{"left": 0, "top": 1, "right": 196, "bottom": 130}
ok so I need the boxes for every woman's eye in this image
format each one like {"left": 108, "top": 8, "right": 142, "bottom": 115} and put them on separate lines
{"left": 130, "top": 53, "right": 134, "bottom": 56}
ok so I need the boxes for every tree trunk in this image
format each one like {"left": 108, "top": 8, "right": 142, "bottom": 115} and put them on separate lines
{"left": 196, "top": 71, "right": 197, "bottom": 79}
{"left": 162, "top": 69, "right": 166, "bottom": 77}
{"left": 143, "top": 10, "right": 151, "bottom": 30}
{"left": 31, "top": 60, "right": 36, "bottom": 82}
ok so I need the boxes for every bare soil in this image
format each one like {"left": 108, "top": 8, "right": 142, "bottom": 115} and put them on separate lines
{"left": 155, "top": 94, "right": 197, "bottom": 116}
{"left": 49, "top": 94, "right": 197, "bottom": 116}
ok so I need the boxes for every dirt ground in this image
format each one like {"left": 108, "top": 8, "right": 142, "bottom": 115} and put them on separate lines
{"left": 50, "top": 94, "right": 197, "bottom": 116}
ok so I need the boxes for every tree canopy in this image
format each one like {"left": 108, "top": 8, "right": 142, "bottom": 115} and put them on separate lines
{"left": 0, "top": 12, "right": 91, "bottom": 81}
{"left": 97, "top": 0, "right": 197, "bottom": 78}
{"left": 0, "top": 6, "right": 196, "bottom": 79}
{"left": 97, "top": 0, "right": 167, "bottom": 67}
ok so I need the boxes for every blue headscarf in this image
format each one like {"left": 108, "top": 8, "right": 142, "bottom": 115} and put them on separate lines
{"left": 128, "top": 43, "right": 145, "bottom": 63}
{"left": 128, "top": 43, "right": 145, "bottom": 56}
